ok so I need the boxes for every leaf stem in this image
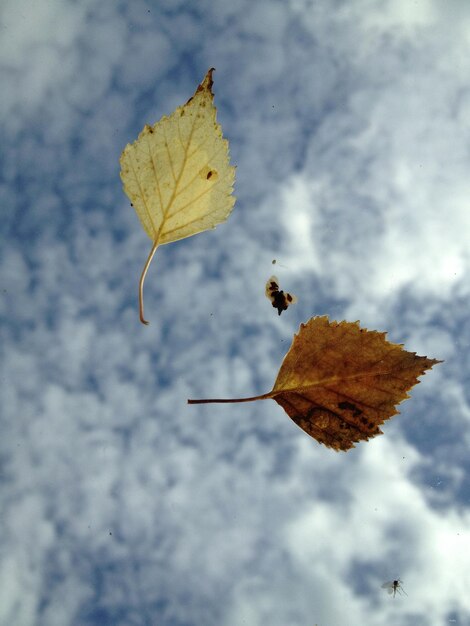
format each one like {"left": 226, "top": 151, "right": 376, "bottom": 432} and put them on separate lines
{"left": 188, "top": 392, "right": 273, "bottom": 404}
{"left": 139, "top": 240, "right": 159, "bottom": 325}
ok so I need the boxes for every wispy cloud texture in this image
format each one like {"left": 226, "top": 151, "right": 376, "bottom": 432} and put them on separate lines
{"left": 1, "top": 0, "right": 469, "bottom": 625}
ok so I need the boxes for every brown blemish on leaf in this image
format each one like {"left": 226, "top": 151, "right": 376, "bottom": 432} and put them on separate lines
{"left": 199, "top": 165, "right": 218, "bottom": 181}
{"left": 337, "top": 400, "right": 363, "bottom": 417}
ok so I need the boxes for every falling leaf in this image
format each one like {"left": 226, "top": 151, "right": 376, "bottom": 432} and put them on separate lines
{"left": 188, "top": 316, "right": 442, "bottom": 451}
{"left": 120, "top": 68, "right": 236, "bottom": 324}
{"left": 265, "top": 275, "right": 297, "bottom": 315}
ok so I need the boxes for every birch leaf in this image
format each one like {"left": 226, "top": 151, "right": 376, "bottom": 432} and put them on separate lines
{"left": 188, "top": 316, "right": 442, "bottom": 451}
{"left": 120, "top": 68, "right": 236, "bottom": 324}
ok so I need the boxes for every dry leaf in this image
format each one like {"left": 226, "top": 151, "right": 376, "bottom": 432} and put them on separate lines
{"left": 265, "top": 275, "right": 297, "bottom": 315}
{"left": 120, "top": 68, "right": 236, "bottom": 324}
{"left": 188, "top": 316, "right": 442, "bottom": 451}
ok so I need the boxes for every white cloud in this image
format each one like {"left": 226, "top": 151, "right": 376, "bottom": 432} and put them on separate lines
{"left": 360, "top": 0, "right": 437, "bottom": 33}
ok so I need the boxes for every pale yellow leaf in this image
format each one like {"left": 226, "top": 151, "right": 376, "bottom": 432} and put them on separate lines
{"left": 120, "top": 68, "right": 236, "bottom": 324}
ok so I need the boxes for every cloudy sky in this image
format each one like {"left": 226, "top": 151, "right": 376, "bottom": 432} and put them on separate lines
{"left": 2, "top": 0, "right": 470, "bottom": 625}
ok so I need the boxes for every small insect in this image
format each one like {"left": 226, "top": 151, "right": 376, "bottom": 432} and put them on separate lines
{"left": 265, "top": 276, "right": 297, "bottom": 315}
{"left": 381, "top": 579, "right": 407, "bottom": 597}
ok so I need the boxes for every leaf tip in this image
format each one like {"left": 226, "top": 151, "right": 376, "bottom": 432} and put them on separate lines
{"left": 198, "top": 68, "right": 215, "bottom": 96}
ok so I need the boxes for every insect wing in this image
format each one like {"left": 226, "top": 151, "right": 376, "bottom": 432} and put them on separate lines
{"left": 381, "top": 581, "right": 396, "bottom": 595}
{"left": 265, "top": 276, "right": 279, "bottom": 300}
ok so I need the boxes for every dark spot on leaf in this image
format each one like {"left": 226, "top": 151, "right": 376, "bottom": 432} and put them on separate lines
{"left": 207, "top": 170, "right": 213, "bottom": 179}
{"left": 338, "top": 401, "right": 363, "bottom": 417}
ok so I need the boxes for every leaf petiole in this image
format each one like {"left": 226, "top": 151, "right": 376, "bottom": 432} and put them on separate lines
{"left": 188, "top": 392, "right": 273, "bottom": 404}
{"left": 139, "top": 240, "right": 159, "bottom": 325}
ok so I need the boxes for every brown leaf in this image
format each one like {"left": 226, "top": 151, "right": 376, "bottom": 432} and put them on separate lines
{"left": 188, "top": 316, "right": 442, "bottom": 451}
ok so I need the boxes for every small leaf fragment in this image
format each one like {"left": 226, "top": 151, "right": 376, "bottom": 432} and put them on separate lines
{"left": 188, "top": 316, "right": 442, "bottom": 451}
{"left": 265, "top": 275, "right": 297, "bottom": 315}
{"left": 120, "top": 68, "right": 236, "bottom": 324}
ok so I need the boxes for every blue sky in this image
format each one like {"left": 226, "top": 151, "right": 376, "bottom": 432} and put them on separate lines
{"left": 1, "top": 1, "right": 470, "bottom": 625}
